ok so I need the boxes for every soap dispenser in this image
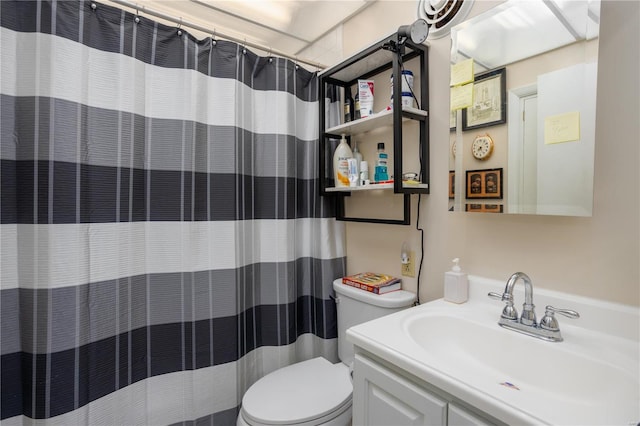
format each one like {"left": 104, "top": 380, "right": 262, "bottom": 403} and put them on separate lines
{"left": 444, "top": 258, "right": 468, "bottom": 303}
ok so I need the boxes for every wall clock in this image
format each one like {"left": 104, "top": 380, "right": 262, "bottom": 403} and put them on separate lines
{"left": 471, "top": 134, "right": 494, "bottom": 160}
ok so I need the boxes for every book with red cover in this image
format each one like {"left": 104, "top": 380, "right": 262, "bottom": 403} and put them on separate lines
{"left": 341, "top": 272, "right": 402, "bottom": 294}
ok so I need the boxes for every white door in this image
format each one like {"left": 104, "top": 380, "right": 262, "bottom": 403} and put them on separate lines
{"left": 521, "top": 94, "right": 538, "bottom": 213}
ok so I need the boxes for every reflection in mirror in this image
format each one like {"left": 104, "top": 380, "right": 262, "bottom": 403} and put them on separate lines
{"left": 449, "top": 0, "right": 600, "bottom": 216}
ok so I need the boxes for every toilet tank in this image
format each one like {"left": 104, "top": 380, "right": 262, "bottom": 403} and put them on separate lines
{"left": 332, "top": 279, "right": 415, "bottom": 365}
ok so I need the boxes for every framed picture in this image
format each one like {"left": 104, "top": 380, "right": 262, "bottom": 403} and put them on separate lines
{"left": 466, "top": 168, "right": 503, "bottom": 199}
{"left": 450, "top": 109, "right": 457, "bottom": 131}
{"left": 462, "top": 68, "right": 506, "bottom": 131}
{"left": 465, "top": 203, "right": 504, "bottom": 213}
{"left": 449, "top": 170, "right": 455, "bottom": 199}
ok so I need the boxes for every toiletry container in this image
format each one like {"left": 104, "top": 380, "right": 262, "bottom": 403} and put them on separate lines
{"left": 351, "top": 140, "right": 363, "bottom": 187}
{"left": 352, "top": 139, "right": 363, "bottom": 168}
{"left": 444, "top": 258, "right": 468, "bottom": 303}
{"left": 333, "top": 134, "right": 353, "bottom": 187}
{"left": 344, "top": 86, "right": 354, "bottom": 123}
{"left": 390, "top": 70, "right": 415, "bottom": 108}
{"left": 237, "top": 280, "right": 415, "bottom": 426}
{"left": 374, "top": 142, "right": 388, "bottom": 182}
{"left": 359, "top": 161, "right": 369, "bottom": 185}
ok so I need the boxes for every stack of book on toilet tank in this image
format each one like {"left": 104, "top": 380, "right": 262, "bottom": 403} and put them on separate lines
{"left": 341, "top": 272, "right": 401, "bottom": 294}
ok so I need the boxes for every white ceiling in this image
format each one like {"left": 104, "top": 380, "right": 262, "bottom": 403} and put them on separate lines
{"left": 106, "top": 0, "right": 376, "bottom": 66}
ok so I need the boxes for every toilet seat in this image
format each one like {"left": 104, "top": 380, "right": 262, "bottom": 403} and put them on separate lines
{"left": 240, "top": 357, "right": 352, "bottom": 426}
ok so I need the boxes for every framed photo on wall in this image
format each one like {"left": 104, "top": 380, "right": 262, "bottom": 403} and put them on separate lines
{"left": 449, "top": 170, "right": 455, "bottom": 199}
{"left": 462, "top": 68, "right": 506, "bottom": 131}
{"left": 465, "top": 203, "right": 504, "bottom": 213}
{"left": 466, "top": 168, "right": 503, "bottom": 199}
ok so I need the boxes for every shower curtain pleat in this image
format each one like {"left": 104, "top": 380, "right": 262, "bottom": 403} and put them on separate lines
{"left": 0, "top": 1, "right": 346, "bottom": 424}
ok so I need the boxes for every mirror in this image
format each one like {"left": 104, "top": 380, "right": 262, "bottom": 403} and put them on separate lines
{"left": 449, "top": 0, "right": 600, "bottom": 216}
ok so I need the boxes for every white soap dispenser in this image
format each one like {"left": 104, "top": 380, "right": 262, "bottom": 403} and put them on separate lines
{"left": 444, "top": 258, "right": 468, "bottom": 304}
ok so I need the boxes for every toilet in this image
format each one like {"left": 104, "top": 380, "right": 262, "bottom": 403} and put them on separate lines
{"left": 237, "top": 278, "right": 416, "bottom": 426}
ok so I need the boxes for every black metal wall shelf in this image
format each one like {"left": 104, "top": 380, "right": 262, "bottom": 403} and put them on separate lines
{"left": 318, "top": 31, "right": 430, "bottom": 225}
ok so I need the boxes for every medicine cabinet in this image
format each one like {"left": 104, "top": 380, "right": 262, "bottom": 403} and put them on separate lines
{"left": 318, "top": 31, "right": 430, "bottom": 225}
{"left": 449, "top": 0, "right": 600, "bottom": 216}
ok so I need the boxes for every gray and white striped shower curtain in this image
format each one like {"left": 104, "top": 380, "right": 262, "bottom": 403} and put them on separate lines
{"left": 0, "top": 1, "right": 346, "bottom": 424}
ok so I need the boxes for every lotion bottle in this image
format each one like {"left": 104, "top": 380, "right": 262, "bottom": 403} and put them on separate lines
{"left": 444, "top": 258, "right": 468, "bottom": 303}
{"left": 333, "top": 134, "right": 353, "bottom": 187}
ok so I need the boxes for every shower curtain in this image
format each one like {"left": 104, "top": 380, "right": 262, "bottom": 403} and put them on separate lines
{"left": 0, "top": 1, "right": 346, "bottom": 424}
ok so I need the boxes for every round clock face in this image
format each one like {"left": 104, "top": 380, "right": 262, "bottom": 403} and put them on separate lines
{"left": 472, "top": 135, "right": 494, "bottom": 160}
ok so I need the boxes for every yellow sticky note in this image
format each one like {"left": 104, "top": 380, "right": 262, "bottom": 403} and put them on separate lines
{"left": 450, "top": 83, "right": 473, "bottom": 111}
{"left": 451, "top": 59, "right": 474, "bottom": 87}
{"left": 544, "top": 111, "right": 580, "bottom": 144}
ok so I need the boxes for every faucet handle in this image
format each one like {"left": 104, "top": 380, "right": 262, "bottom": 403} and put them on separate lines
{"left": 487, "top": 291, "right": 504, "bottom": 300}
{"left": 487, "top": 292, "right": 518, "bottom": 321}
{"left": 539, "top": 305, "right": 580, "bottom": 331}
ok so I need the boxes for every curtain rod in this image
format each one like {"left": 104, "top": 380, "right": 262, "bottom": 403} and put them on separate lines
{"left": 106, "top": 0, "right": 327, "bottom": 70}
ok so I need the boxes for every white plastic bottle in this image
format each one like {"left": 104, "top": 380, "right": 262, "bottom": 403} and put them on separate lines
{"left": 352, "top": 139, "right": 363, "bottom": 167}
{"left": 359, "top": 161, "right": 369, "bottom": 185}
{"left": 333, "top": 134, "right": 353, "bottom": 187}
{"left": 444, "top": 258, "right": 469, "bottom": 303}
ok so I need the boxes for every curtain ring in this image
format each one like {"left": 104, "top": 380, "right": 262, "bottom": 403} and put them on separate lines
{"left": 242, "top": 39, "right": 247, "bottom": 55}
{"left": 211, "top": 29, "right": 217, "bottom": 46}
{"left": 134, "top": 7, "right": 140, "bottom": 24}
{"left": 177, "top": 18, "right": 183, "bottom": 36}
{"left": 91, "top": 2, "right": 97, "bottom": 10}
{"left": 268, "top": 47, "right": 273, "bottom": 63}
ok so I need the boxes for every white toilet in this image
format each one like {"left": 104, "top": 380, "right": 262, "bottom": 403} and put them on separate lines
{"left": 237, "top": 278, "right": 416, "bottom": 426}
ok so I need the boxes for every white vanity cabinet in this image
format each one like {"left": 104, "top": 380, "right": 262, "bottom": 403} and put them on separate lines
{"left": 353, "top": 353, "right": 500, "bottom": 426}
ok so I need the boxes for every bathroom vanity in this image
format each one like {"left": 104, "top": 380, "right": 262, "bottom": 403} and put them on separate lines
{"left": 347, "top": 276, "right": 640, "bottom": 425}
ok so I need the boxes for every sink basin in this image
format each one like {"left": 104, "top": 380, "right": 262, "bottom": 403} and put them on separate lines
{"left": 347, "top": 276, "right": 640, "bottom": 425}
{"left": 405, "top": 312, "right": 638, "bottom": 411}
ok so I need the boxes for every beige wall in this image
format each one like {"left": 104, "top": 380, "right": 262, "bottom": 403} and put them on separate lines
{"left": 341, "top": 0, "right": 639, "bottom": 306}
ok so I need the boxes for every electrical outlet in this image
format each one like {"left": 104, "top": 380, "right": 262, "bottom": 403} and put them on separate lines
{"left": 401, "top": 251, "right": 415, "bottom": 277}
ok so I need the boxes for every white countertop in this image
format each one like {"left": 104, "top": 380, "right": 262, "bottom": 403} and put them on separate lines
{"left": 347, "top": 275, "right": 640, "bottom": 425}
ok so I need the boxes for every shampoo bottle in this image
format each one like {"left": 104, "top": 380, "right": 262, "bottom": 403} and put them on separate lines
{"left": 333, "top": 134, "right": 353, "bottom": 187}
{"left": 444, "top": 258, "right": 468, "bottom": 303}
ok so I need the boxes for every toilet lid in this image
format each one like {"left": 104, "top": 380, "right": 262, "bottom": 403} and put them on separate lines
{"left": 241, "top": 357, "right": 352, "bottom": 425}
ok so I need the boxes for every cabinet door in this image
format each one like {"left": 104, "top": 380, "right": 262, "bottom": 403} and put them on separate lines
{"left": 448, "top": 403, "right": 495, "bottom": 426}
{"left": 353, "top": 355, "right": 447, "bottom": 426}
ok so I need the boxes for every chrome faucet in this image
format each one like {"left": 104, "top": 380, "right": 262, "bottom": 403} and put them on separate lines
{"left": 488, "top": 272, "right": 580, "bottom": 342}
